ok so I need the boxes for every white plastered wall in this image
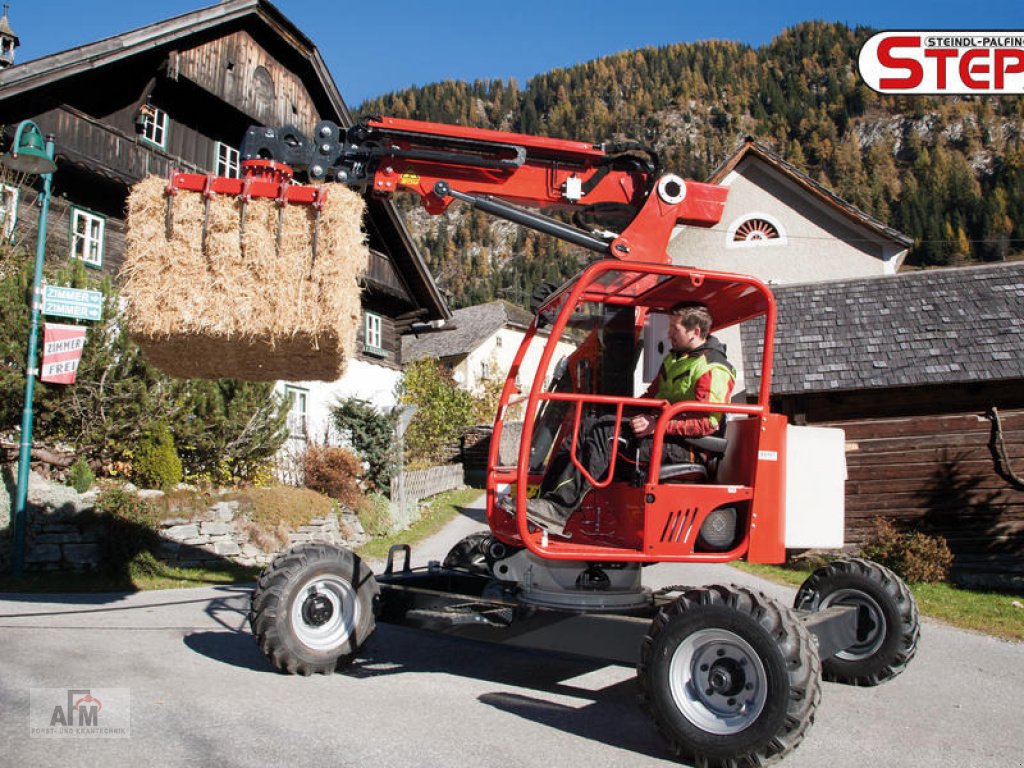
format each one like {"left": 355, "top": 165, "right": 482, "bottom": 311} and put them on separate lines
{"left": 277, "top": 357, "right": 402, "bottom": 449}
{"left": 670, "top": 159, "right": 904, "bottom": 284}
{"left": 454, "top": 327, "right": 576, "bottom": 396}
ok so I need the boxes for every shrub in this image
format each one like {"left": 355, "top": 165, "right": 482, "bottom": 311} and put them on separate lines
{"left": 133, "top": 423, "right": 183, "bottom": 491}
{"left": 861, "top": 517, "right": 954, "bottom": 584}
{"left": 358, "top": 492, "right": 393, "bottom": 537}
{"left": 331, "top": 398, "right": 398, "bottom": 491}
{"left": 241, "top": 486, "right": 337, "bottom": 531}
{"left": 94, "top": 488, "right": 161, "bottom": 576}
{"left": 152, "top": 488, "right": 214, "bottom": 519}
{"left": 127, "top": 549, "right": 164, "bottom": 579}
{"left": 399, "top": 358, "right": 478, "bottom": 468}
{"left": 301, "top": 445, "right": 365, "bottom": 511}
{"left": 175, "top": 380, "right": 290, "bottom": 484}
{"left": 67, "top": 457, "right": 95, "bottom": 493}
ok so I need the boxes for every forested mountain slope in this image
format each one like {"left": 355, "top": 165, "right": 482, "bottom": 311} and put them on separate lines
{"left": 360, "top": 22, "right": 1024, "bottom": 308}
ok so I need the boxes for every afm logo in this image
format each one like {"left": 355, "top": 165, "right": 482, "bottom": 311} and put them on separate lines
{"left": 859, "top": 31, "right": 1024, "bottom": 94}
{"left": 30, "top": 687, "right": 130, "bottom": 739}
{"left": 49, "top": 689, "right": 102, "bottom": 727}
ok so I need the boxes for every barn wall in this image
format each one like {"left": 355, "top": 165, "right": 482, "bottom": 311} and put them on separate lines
{"left": 821, "top": 408, "right": 1024, "bottom": 579}
{"left": 172, "top": 30, "right": 320, "bottom": 132}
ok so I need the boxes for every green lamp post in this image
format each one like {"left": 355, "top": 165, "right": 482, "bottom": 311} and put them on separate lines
{"left": 1, "top": 120, "right": 57, "bottom": 577}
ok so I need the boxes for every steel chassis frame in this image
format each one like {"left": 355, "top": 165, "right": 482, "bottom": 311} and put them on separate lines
{"left": 375, "top": 546, "right": 858, "bottom": 666}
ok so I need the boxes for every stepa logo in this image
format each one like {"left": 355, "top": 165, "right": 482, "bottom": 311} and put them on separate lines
{"left": 30, "top": 688, "right": 131, "bottom": 739}
{"left": 859, "top": 31, "right": 1024, "bottom": 94}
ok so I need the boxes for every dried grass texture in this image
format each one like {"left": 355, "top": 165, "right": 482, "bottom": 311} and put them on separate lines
{"left": 121, "top": 175, "right": 368, "bottom": 381}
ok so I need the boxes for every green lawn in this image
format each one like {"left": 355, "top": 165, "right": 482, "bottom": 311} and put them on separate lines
{"left": 356, "top": 487, "right": 483, "bottom": 561}
{"left": 732, "top": 561, "right": 1024, "bottom": 642}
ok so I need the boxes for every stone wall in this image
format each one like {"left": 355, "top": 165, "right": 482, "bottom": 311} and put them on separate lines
{"left": 0, "top": 466, "right": 11, "bottom": 573}
{"left": 0, "top": 472, "right": 370, "bottom": 573}
{"left": 157, "top": 500, "right": 366, "bottom": 568}
{"left": 461, "top": 422, "right": 523, "bottom": 485}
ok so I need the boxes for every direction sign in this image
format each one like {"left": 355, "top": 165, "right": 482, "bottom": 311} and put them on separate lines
{"left": 41, "top": 285, "right": 103, "bottom": 322}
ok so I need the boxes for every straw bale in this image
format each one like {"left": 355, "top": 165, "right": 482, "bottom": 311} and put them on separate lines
{"left": 121, "top": 176, "right": 369, "bottom": 381}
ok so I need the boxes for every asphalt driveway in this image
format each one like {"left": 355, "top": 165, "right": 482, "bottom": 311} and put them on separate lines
{"left": 1, "top": 497, "right": 1021, "bottom": 768}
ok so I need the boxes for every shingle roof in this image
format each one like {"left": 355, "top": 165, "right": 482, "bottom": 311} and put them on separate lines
{"left": 711, "top": 138, "right": 914, "bottom": 250}
{"left": 402, "top": 301, "right": 533, "bottom": 363}
{"left": 743, "top": 262, "right": 1024, "bottom": 396}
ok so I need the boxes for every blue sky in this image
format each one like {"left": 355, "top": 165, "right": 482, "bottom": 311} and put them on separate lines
{"left": 9, "top": 1, "right": 1024, "bottom": 106}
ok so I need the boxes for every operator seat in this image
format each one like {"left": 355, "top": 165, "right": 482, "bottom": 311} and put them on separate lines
{"left": 658, "top": 434, "right": 728, "bottom": 483}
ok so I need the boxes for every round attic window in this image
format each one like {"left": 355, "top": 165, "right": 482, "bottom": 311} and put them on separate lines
{"left": 725, "top": 213, "right": 787, "bottom": 248}
{"left": 734, "top": 218, "right": 780, "bottom": 242}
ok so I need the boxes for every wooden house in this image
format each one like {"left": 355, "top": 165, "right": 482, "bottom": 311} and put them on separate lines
{"left": 743, "top": 262, "right": 1024, "bottom": 583}
{"left": 0, "top": 0, "right": 450, "bottom": 451}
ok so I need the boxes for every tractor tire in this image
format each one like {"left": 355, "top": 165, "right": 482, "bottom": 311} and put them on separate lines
{"left": 442, "top": 531, "right": 492, "bottom": 575}
{"left": 249, "top": 543, "right": 378, "bottom": 676}
{"left": 794, "top": 557, "right": 919, "bottom": 686}
{"left": 638, "top": 585, "right": 821, "bottom": 767}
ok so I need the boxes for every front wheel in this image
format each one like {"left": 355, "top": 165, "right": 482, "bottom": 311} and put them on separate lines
{"left": 638, "top": 585, "right": 821, "bottom": 767}
{"left": 250, "top": 544, "right": 378, "bottom": 675}
{"left": 794, "top": 557, "right": 919, "bottom": 686}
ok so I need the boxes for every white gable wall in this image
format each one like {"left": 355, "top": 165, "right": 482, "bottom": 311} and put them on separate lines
{"left": 275, "top": 358, "right": 403, "bottom": 481}
{"left": 669, "top": 158, "right": 903, "bottom": 284}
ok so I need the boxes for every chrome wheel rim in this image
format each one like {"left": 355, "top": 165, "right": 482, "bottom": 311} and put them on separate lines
{"left": 290, "top": 574, "right": 358, "bottom": 651}
{"left": 668, "top": 628, "right": 768, "bottom": 735}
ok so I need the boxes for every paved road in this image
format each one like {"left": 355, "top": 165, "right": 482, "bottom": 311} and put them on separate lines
{"left": 1, "top": 495, "right": 1022, "bottom": 768}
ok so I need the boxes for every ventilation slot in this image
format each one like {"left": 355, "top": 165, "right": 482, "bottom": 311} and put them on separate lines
{"left": 660, "top": 507, "right": 699, "bottom": 543}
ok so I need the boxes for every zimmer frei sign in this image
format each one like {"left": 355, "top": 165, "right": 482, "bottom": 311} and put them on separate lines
{"left": 859, "top": 31, "right": 1024, "bottom": 94}
{"left": 40, "top": 323, "right": 88, "bottom": 384}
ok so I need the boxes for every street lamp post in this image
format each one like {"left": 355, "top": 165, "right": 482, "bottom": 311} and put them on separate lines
{"left": 1, "top": 120, "right": 57, "bottom": 577}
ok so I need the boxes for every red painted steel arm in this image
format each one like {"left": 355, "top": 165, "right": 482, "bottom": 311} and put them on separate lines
{"left": 362, "top": 117, "right": 727, "bottom": 262}
{"left": 210, "top": 115, "right": 730, "bottom": 264}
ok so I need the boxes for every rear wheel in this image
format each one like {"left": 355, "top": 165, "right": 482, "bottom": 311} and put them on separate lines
{"left": 638, "top": 585, "right": 821, "bottom": 767}
{"left": 794, "top": 557, "right": 919, "bottom": 686}
{"left": 442, "top": 531, "right": 492, "bottom": 575}
{"left": 250, "top": 544, "right": 378, "bottom": 675}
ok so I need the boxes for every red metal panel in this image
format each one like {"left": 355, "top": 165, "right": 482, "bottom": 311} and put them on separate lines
{"left": 643, "top": 485, "right": 754, "bottom": 560}
{"left": 746, "top": 414, "right": 788, "bottom": 563}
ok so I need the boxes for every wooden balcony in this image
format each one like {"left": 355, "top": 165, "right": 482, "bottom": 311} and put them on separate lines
{"left": 363, "top": 248, "right": 411, "bottom": 300}
{"left": 33, "top": 104, "right": 201, "bottom": 185}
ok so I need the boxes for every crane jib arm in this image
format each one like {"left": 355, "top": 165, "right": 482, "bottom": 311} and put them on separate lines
{"left": 170, "top": 115, "right": 729, "bottom": 264}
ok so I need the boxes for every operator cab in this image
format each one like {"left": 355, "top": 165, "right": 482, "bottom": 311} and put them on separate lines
{"left": 485, "top": 259, "right": 787, "bottom": 565}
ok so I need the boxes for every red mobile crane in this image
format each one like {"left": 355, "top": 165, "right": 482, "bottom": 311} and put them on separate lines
{"left": 168, "top": 116, "right": 919, "bottom": 767}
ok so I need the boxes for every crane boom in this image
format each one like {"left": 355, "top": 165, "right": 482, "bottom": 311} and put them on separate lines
{"left": 230, "top": 115, "right": 728, "bottom": 263}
